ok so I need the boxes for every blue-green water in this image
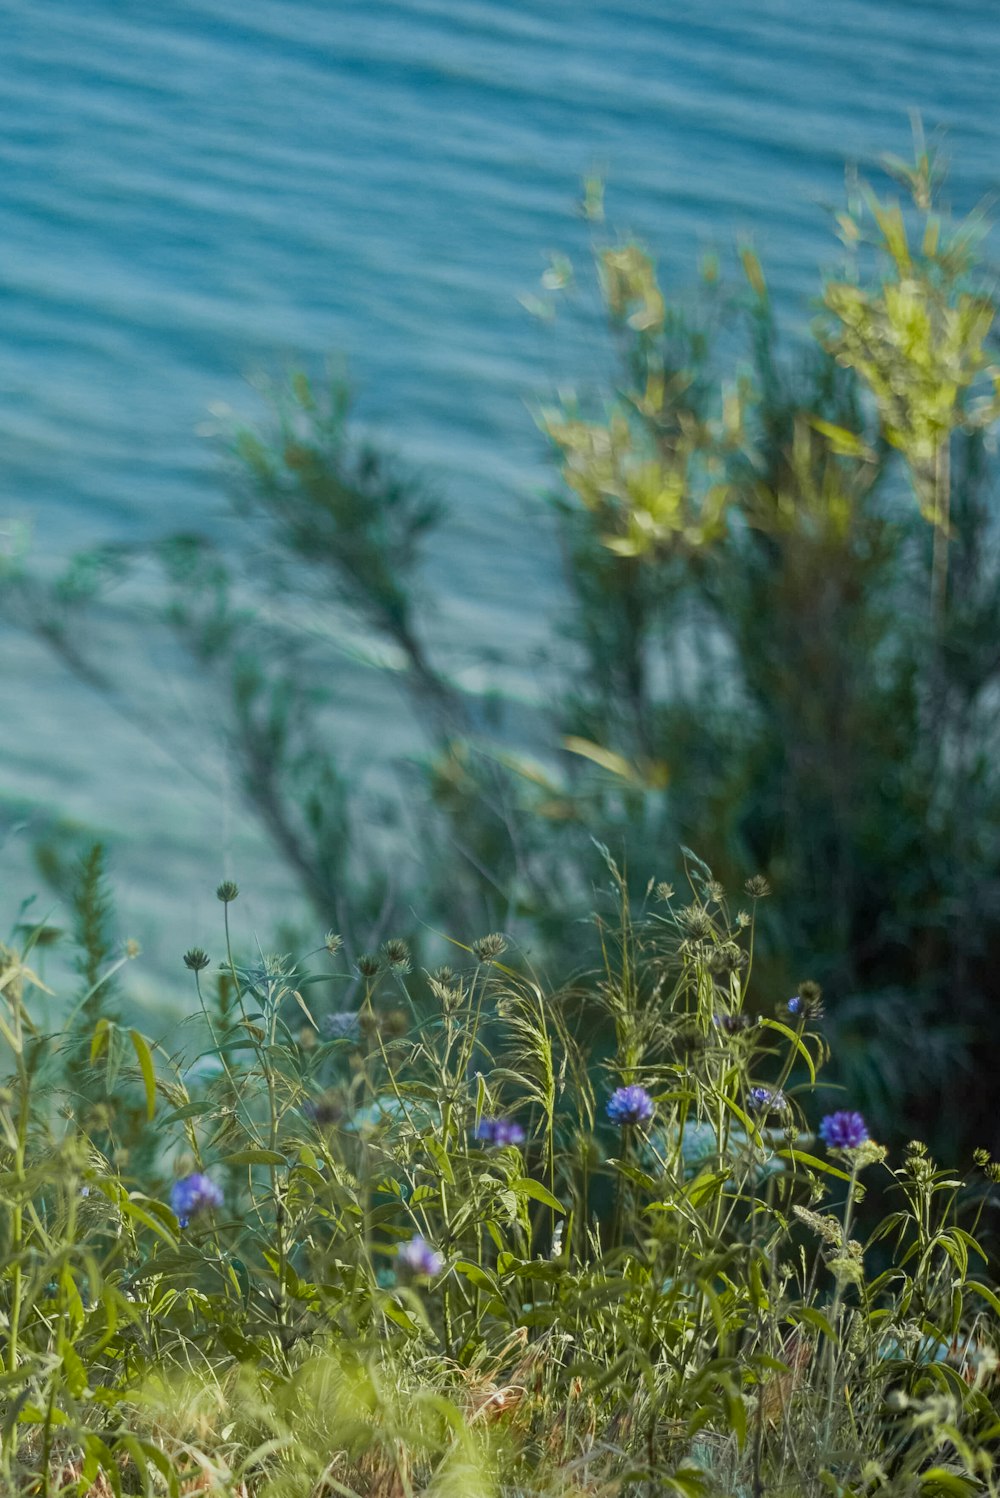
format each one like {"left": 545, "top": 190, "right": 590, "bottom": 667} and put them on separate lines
{"left": 2, "top": 0, "right": 998, "bottom": 996}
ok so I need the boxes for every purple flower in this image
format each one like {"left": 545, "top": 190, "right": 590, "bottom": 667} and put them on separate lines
{"left": 399, "top": 1234, "right": 443, "bottom": 1276}
{"left": 322, "top": 1010, "right": 361, "bottom": 1042}
{"left": 475, "top": 1117, "right": 526, "bottom": 1147}
{"left": 606, "top": 1085, "right": 655, "bottom": 1128}
{"left": 819, "top": 1111, "right": 869, "bottom": 1151}
{"left": 748, "top": 1085, "right": 787, "bottom": 1115}
{"left": 170, "top": 1173, "right": 223, "bottom": 1228}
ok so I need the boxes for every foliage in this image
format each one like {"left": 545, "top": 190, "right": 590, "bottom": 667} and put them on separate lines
{"left": 5, "top": 144, "right": 1000, "bottom": 1161}
{"left": 1, "top": 860, "right": 1000, "bottom": 1496}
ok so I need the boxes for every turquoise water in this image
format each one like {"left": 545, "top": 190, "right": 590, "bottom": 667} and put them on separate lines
{"left": 2, "top": 0, "right": 998, "bottom": 994}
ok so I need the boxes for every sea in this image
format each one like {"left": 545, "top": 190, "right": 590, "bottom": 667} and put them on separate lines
{"left": 1, "top": 0, "right": 998, "bottom": 1008}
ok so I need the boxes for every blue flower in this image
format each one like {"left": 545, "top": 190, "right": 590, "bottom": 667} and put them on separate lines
{"left": 399, "top": 1234, "right": 443, "bottom": 1276}
{"left": 475, "top": 1117, "right": 526, "bottom": 1147}
{"left": 748, "top": 1085, "right": 787, "bottom": 1115}
{"left": 819, "top": 1111, "right": 869, "bottom": 1151}
{"left": 786, "top": 995, "right": 804, "bottom": 1017}
{"left": 322, "top": 1010, "right": 361, "bottom": 1042}
{"left": 606, "top": 1085, "right": 655, "bottom": 1127}
{"left": 170, "top": 1173, "right": 223, "bottom": 1228}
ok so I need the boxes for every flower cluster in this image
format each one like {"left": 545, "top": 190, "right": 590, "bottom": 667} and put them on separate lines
{"left": 748, "top": 1085, "right": 787, "bottom": 1115}
{"left": 606, "top": 1085, "right": 654, "bottom": 1127}
{"left": 475, "top": 1116, "right": 526, "bottom": 1147}
{"left": 399, "top": 1234, "right": 443, "bottom": 1276}
{"left": 819, "top": 1110, "right": 869, "bottom": 1150}
{"left": 170, "top": 1173, "right": 223, "bottom": 1228}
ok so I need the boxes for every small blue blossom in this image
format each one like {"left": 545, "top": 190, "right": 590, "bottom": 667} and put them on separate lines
{"left": 748, "top": 1085, "right": 787, "bottom": 1114}
{"left": 819, "top": 1111, "right": 869, "bottom": 1151}
{"left": 606, "top": 1085, "right": 655, "bottom": 1128}
{"left": 170, "top": 1173, "right": 223, "bottom": 1228}
{"left": 322, "top": 1010, "right": 361, "bottom": 1042}
{"left": 786, "top": 995, "right": 803, "bottom": 1017}
{"left": 475, "top": 1117, "right": 526, "bottom": 1147}
{"left": 399, "top": 1234, "right": 443, "bottom": 1276}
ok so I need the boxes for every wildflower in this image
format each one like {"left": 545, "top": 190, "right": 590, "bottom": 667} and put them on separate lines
{"left": 216, "top": 880, "right": 239, "bottom": 903}
{"left": 787, "top": 981, "right": 824, "bottom": 1020}
{"left": 819, "top": 1111, "right": 869, "bottom": 1151}
{"left": 322, "top": 1010, "right": 361, "bottom": 1042}
{"left": 713, "top": 1012, "right": 752, "bottom": 1036}
{"left": 475, "top": 1117, "right": 526, "bottom": 1147}
{"left": 356, "top": 953, "right": 381, "bottom": 978}
{"left": 744, "top": 875, "right": 771, "bottom": 899}
{"left": 748, "top": 1085, "right": 787, "bottom": 1115}
{"left": 606, "top": 1085, "right": 655, "bottom": 1127}
{"left": 170, "top": 1173, "right": 223, "bottom": 1228}
{"left": 399, "top": 1234, "right": 443, "bottom": 1276}
{"left": 324, "top": 931, "right": 343, "bottom": 956}
{"left": 183, "top": 948, "right": 210, "bottom": 972}
{"left": 472, "top": 932, "right": 507, "bottom": 963}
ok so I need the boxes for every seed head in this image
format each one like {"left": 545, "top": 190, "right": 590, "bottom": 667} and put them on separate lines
{"left": 324, "top": 931, "right": 343, "bottom": 956}
{"left": 183, "top": 948, "right": 211, "bottom": 973}
{"left": 472, "top": 932, "right": 508, "bottom": 963}
{"left": 356, "top": 953, "right": 382, "bottom": 978}
{"left": 216, "top": 880, "right": 239, "bottom": 904}
{"left": 744, "top": 875, "right": 771, "bottom": 899}
{"left": 381, "top": 939, "right": 411, "bottom": 975}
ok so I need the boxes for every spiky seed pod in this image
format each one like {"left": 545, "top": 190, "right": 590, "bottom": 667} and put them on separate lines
{"left": 473, "top": 932, "right": 507, "bottom": 962}
{"left": 183, "top": 948, "right": 210, "bottom": 972}
{"left": 216, "top": 880, "right": 239, "bottom": 903}
{"left": 324, "top": 931, "right": 343, "bottom": 955}
{"left": 745, "top": 875, "right": 771, "bottom": 899}
{"left": 356, "top": 953, "right": 381, "bottom": 978}
{"left": 381, "top": 939, "right": 411, "bottom": 974}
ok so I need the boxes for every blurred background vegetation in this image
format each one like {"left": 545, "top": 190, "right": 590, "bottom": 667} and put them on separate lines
{"left": 5, "top": 144, "right": 999, "bottom": 1164}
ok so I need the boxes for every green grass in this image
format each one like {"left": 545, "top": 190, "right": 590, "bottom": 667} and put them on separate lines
{"left": 0, "top": 854, "right": 997, "bottom": 1497}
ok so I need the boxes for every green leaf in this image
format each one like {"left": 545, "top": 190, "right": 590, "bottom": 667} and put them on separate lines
{"left": 512, "top": 1177, "right": 565, "bottom": 1213}
{"left": 222, "top": 1148, "right": 287, "bottom": 1167}
{"left": 425, "top": 1137, "right": 455, "bottom": 1185}
{"left": 758, "top": 1019, "right": 817, "bottom": 1083}
{"left": 777, "top": 1149, "right": 851, "bottom": 1183}
{"left": 454, "top": 1259, "right": 500, "bottom": 1294}
{"left": 129, "top": 1029, "right": 157, "bottom": 1122}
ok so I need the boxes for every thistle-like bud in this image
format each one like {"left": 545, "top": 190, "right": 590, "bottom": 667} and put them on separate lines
{"left": 431, "top": 965, "right": 455, "bottom": 984}
{"left": 183, "top": 948, "right": 210, "bottom": 972}
{"left": 744, "top": 875, "right": 771, "bottom": 899}
{"left": 655, "top": 882, "right": 675, "bottom": 902}
{"left": 324, "top": 931, "right": 343, "bottom": 955}
{"left": 216, "top": 880, "right": 239, "bottom": 904}
{"left": 381, "top": 939, "right": 411, "bottom": 975}
{"left": 472, "top": 932, "right": 507, "bottom": 963}
{"left": 679, "top": 904, "right": 713, "bottom": 938}
{"left": 356, "top": 953, "right": 382, "bottom": 978}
